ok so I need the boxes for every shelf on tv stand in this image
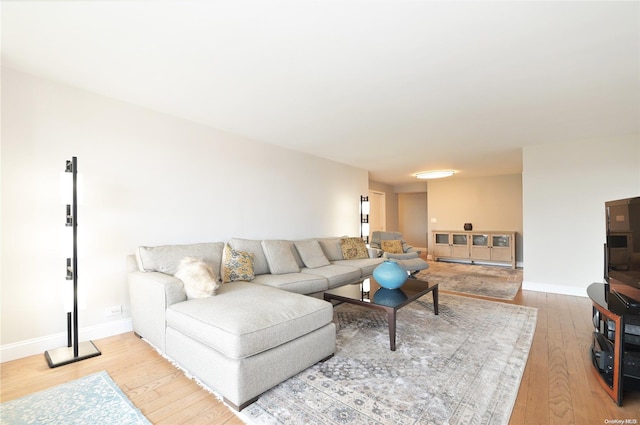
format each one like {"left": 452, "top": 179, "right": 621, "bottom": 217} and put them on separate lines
{"left": 588, "top": 282, "right": 640, "bottom": 405}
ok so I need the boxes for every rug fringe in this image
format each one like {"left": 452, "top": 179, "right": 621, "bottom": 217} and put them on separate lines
{"left": 140, "top": 338, "right": 254, "bottom": 425}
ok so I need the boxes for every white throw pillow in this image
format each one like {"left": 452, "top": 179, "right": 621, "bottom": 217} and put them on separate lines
{"left": 174, "top": 257, "right": 220, "bottom": 299}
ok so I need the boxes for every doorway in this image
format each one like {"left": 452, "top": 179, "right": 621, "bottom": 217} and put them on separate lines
{"left": 368, "top": 190, "right": 386, "bottom": 241}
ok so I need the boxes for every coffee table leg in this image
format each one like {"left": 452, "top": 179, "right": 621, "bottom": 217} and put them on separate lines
{"left": 433, "top": 286, "right": 439, "bottom": 315}
{"left": 387, "top": 309, "right": 396, "bottom": 351}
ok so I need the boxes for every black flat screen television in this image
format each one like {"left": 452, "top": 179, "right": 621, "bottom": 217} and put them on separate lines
{"left": 605, "top": 197, "right": 640, "bottom": 306}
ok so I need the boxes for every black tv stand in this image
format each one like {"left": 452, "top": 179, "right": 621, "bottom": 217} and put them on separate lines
{"left": 611, "top": 288, "right": 640, "bottom": 309}
{"left": 588, "top": 282, "right": 640, "bottom": 405}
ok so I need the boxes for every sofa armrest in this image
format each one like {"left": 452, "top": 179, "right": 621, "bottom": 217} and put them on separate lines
{"left": 405, "top": 247, "right": 422, "bottom": 255}
{"left": 128, "top": 269, "right": 186, "bottom": 351}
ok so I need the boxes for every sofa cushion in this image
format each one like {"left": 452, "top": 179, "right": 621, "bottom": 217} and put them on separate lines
{"left": 383, "top": 251, "right": 420, "bottom": 260}
{"left": 222, "top": 244, "right": 255, "bottom": 283}
{"left": 300, "top": 264, "right": 361, "bottom": 289}
{"left": 340, "top": 237, "right": 369, "bottom": 260}
{"left": 228, "top": 238, "right": 269, "bottom": 275}
{"left": 137, "top": 242, "right": 225, "bottom": 276}
{"left": 289, "top": 241, "right": 306, "bottom": 268}
{"left": 316, "top": 237, "right": 344, "bottom": 261}
{"left": 261, "top": 240, "right": 300, "bottom": 274}
{"left": 174, "top": 257, "right": 220, "bottom": 299}
{"left": 294, "top": 240, "right": 331, "bottom": 269}
{"left": 166, "top": 282, "right": 334, "bottom": 359}
{"left": 381, "top": 239, "right": 404, "bottom": 254}
{"left": 251, "top": 272, "right": 329, "bottom": 294}
{"left": 334, "top": 258, "right": 384, "bottom": 277}
{"left": 392, "top": 256, "right": 430, "bottom": 272}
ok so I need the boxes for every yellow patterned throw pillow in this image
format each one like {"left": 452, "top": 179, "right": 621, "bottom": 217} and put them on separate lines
{"left": 381, "top": 239, "right": 403, "bottom": 254}
{"left": 222, "top": 244, "right": 255, "bottom": 283}
{"left": 340, "top": 237, "right": 369, "bottom": 260}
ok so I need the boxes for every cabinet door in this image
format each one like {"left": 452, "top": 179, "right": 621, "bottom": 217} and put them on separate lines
{"left": 433, "top": 232, "right": 451, "bottom": 257}
{"left": 490, "top": 234, "right": 512, "bottom": 262}
{"left": 471, "top": 234, "right": 491, "bottom": 260}
{"left": 451, "top": 233, "right": 469, "bottom": 258}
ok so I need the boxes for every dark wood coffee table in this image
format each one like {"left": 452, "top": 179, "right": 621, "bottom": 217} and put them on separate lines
{"left": 323, "top": 277, "right": 438, "bottom": 351}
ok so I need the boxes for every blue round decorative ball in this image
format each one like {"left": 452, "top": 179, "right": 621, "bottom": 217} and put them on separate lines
{"left": 373, "top": 288, "right": 408, "bottom": 306}
{"left": 372, "top": 259, "right": 408, "bottom": 289}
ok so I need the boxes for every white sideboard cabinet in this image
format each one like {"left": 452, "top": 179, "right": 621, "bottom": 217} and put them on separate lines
{"left": 433, "top": 232, "right": 470, "bottom": 260}
{"left": 432, "top": 230, "right": 516, "bottom": 268}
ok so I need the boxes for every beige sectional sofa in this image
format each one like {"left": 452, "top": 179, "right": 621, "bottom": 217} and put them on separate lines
{"left": 127, "top": 236, "right": 383, "bottom": 410}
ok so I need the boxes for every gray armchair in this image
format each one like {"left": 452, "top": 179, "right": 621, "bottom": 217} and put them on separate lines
{"left": 370, "top": 231, "right": 428, "bottom": 275}
{"left": 370, "top": 231, "right": 421, "bottom": 258}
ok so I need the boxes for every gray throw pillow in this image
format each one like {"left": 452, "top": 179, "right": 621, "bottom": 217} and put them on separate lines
{"left": 295, "top": 240, "right": 331, "bottom": 268}
{"left": 261, "top": 240, "right": 300, "bottom": 274}
{"left": 316, "top": 237, "right": 345, "bottom": 261}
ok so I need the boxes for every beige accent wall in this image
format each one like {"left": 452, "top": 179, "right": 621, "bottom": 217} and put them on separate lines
{"left": 399, "top": 192, "right": 428, "bottom": 250}
{"left": 426, "top": 174, "right": 523, "bottom": 264}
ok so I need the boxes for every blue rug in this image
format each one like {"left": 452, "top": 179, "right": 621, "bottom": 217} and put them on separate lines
{"left": 1, "top": 371, "right": 150, "bottom": 425}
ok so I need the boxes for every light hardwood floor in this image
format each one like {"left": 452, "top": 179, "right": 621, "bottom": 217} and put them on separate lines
{"left": 2, "top": 289, "right": 640, "bottom": 424}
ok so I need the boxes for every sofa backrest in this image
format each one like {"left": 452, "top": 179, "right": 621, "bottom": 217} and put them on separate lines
{"left": 133, "top": 236, "right": 360, "bottom": 280}
{"left": 227, "top": 238, "right": 270, "bottom": 275}
{"left": 228, "top": 238, "right": 307, "bottom": 275}
{"left": 370, "top": 231, "right": 403, "bottom": 250}
{"left": 136, "top": 242, "right": 226, "bottom": 278}
{"left": 315, "top": 237, "right": 345, "bottom": 261}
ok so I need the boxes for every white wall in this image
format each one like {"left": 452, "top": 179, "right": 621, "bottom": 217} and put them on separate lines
{"left": 368, "top": 180, "right": 399, "bottom": 231}
{"left": 522, "top": 137, "right": 640, "bottom": 296}
{"left": 1, "top": 68, "right": 368, "bottom": 360}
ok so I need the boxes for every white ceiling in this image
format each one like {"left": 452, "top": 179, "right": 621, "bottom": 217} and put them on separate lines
{"left": 2, "top": 1, "right": 639, "bottom": 185}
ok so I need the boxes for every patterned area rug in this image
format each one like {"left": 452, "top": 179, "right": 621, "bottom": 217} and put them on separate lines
{"left": 241, "top": 293, "right": 537, "bottom": 425}
{"left": 0, "top": 371, "right": 150, "bottom": 425}
{"left": 415, "top": 261, "right": 523, "bottom": 300}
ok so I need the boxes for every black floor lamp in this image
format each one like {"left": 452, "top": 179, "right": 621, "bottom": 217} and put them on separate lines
{"left": 360, "top": 195, "right": 370, "bottom": 244}
{"left": 45, "top": 156, "right": 101, "bottom": 368}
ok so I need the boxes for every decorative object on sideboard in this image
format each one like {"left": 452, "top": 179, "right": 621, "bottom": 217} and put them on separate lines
{"left": 372, "top": 259, "right": 408, "bottom": 289}
{"left": 360, "top": 195, "right": 370, "bottom": 244}
{"left": 45, "top": 156, "right": 101, "bottom": 368}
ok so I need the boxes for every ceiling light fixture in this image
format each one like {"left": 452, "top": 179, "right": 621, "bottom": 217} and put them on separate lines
{"left": 415, "top": 170, "right": 456, "bottom": 179}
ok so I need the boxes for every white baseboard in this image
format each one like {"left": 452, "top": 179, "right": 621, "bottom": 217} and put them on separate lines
{"left": 0, "top": 318, "right": 133, "bottom": 363}
{"left": 522, "top": 280, "right": 588, "bottom": 297}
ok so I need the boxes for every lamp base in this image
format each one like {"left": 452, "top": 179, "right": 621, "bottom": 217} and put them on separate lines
{"left": 45, "top": 341, "right": 101, "bottom": 368}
